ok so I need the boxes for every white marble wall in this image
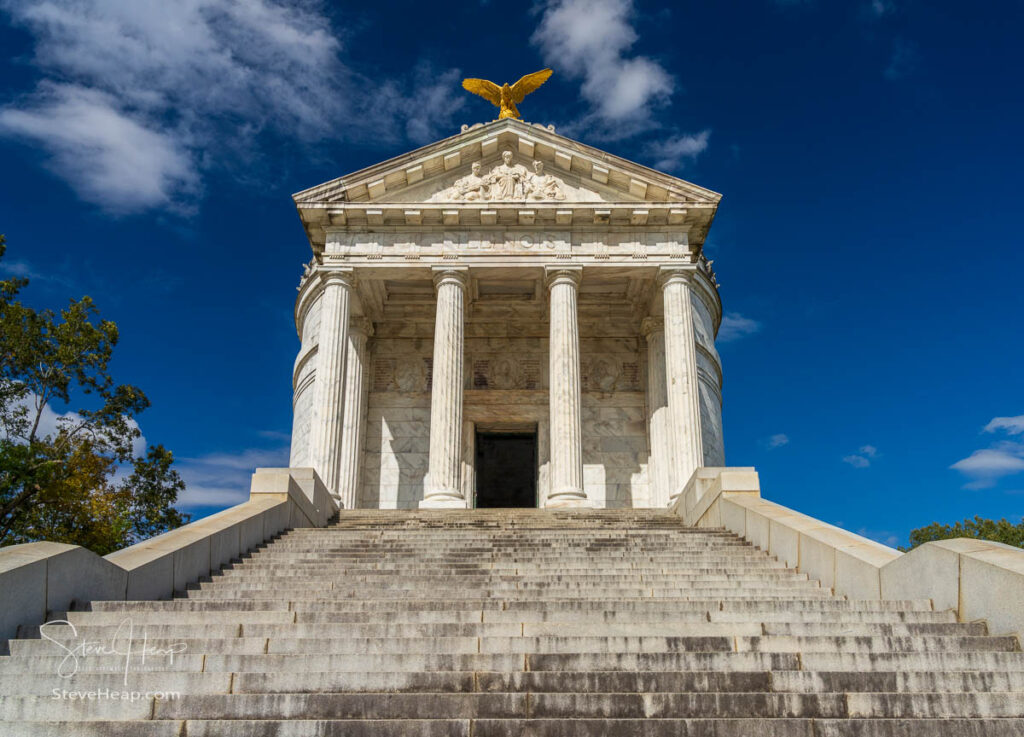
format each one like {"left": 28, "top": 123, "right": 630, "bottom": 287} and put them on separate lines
{"left": 689, "top": 289, "right": 726, "bottom": 468}
{"left": 289, "top": 292, "right": 322, "bottom": 468}
{"left": 582, "top": 396, "right": 650, "bottom": 508}
{"left": 357, "top": 334, "right": 651, "bottom": 509}
{"left": 361, "top": 402, "right": 431, "bottom": 509}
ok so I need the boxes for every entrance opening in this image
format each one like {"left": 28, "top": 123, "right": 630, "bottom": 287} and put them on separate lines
{"left": 475, "top": 431, "right": 537, "bottom": 508}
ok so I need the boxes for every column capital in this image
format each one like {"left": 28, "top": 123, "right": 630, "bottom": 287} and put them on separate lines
{"left": 321, "top": 267, "right": 355, "bottom": 289}
{"left": 656, "top": 265, "right": 697, "bottom": 290}
{"left": 348, "top": 316, "right": 374, "bottom": 337}
{"left": 640, "top": 316, "right": 664, "bottom": 337}
{"left": 431, "top": 266, "right": 469, "bottom": 290}
{"left": 544, "top": 265, "right": 583, "bottom": 289}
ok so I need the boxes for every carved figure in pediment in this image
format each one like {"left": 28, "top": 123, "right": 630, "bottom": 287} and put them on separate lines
{"left": 488, "top": 150, "right": 529, "bottom": 199}
{"left": 527, "top": 160, "right": 566, "bottom": 201}
{"left": 453, "top": 161, "right": 489, "bottom": 201}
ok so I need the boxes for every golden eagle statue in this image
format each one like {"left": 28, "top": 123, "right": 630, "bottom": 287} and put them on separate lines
{"left": 462, "top": 69, "right": 553, "bottom": 120}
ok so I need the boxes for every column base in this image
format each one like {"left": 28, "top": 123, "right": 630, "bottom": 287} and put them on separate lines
{"left": 544, "top": 488, "right": 594, "bottom": 508}
{"left": 419, "top": 491, "right": 469, "bottom": 509}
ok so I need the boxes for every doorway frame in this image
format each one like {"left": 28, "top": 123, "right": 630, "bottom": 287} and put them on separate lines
{"left": 472, "top": 426, "right": 539, "bottom": 509}
{"left": 464, "top": 419, "right": 541, "bottom": 508}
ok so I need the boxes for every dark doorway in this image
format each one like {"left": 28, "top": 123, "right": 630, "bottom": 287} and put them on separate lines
{"left": 475, "top": 431, "right": 537, "bottom": 508}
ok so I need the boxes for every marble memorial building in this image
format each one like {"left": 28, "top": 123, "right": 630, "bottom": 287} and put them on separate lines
{"left": 289, "top": 118, "right": 724, "bottom": 510}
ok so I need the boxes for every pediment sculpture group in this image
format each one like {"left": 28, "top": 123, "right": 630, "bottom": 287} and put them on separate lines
{"left": 431, "top": 150, "right": 566, "bottom": 202}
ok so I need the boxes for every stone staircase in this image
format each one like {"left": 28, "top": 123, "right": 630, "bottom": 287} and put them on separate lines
{"left": 2, "top": 508, "right": 1023, "bottom": 735}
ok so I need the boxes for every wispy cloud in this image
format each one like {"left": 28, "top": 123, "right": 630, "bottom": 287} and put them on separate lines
{"left": 176, "top": 444, "right": 290, "bottom": 509}
{"left": 644, "top": 130, "right": 711, "bottom": 171}
{"left": 856, "top": 526, "right": 900, "bottom": 548}
{"left": 717, "top": 313, "right": 761, "bottom": 342}
{"left": 0, "top": 0, "right": 463, "bottom": 213}
{"left": 532, "top": 0, "right": 674, "bottom": 139}
{"left": 843, "top": 445, "right": 877, "bottom": 468}
{"left": 983, "top": 416, "right": 1024, "bottom": 435}
{"left": 3, "top": 391, "right": 147, "bottom": 456}
{"left": 951, "top": 416, "right": 1024, "bottom": 490}
{"left": 884, "top": 37, "right": 919, "bottom": 81}
{"left": 868, "top": 0, "right": 896, "bottom": 18}
{"left": 764, "top": 433, "right": 790, "bottom": 449}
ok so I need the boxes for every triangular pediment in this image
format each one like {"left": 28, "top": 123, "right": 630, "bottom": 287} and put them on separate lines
{"left": 293, "top": 119, "right": 722, "bottom": 251}
{"left": 293, "top": 118, "right": 721, "bottom": 207}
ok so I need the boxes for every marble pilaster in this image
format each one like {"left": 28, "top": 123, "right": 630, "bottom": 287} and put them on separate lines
{"left": 337, "top": 317, "right": 373, "bottom": 510}
{"left": 659, "top": 267, "right": 704, "bottom": 504}
{"left": 421, "top": 267, "right": 470, "bottom": 508}
{"left": 311, "top": 269, "right": 354, "bottom": 497}
{"left": 544, "top": 266, "right": 590, "bottom": 507}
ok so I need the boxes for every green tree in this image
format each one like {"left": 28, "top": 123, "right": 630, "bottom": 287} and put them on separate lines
{"left": 0, "top": 234, "right": 188, "bottom": 554}
{"left": 901, "top": 515, "right": 1024, "bottom": 552}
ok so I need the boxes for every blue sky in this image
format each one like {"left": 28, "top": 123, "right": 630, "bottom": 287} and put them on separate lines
{"left": 1, "top": 0, "right": 1021, "bottom": 546}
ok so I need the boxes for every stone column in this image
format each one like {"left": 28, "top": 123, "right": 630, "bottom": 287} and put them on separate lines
{"left": 544, "top": 267, "right": 590, "bottom": 508}
{"left": 336, "top": 317, "right": 372, "bottom": 510}
{"left": 642, "top": 317, "right": 673, "bottom": 507}
{"left": 311, "top": 269, "right": 354, "bottom": 497}
{"left": 659, "top": 267, "right": 704, "bottom": 504}
{"left": 421, "top": 267, "right": 469, "bottom": 508}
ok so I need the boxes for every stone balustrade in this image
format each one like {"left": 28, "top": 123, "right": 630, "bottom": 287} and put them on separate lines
{"left": 671, "top": 466, "right": 1024, "bottom": 645}
{"left": 0, "top": 467, "right": 338, "bottom": 645}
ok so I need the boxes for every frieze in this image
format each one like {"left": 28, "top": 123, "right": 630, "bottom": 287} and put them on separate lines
{"left": 326, "top": 232, "right": 692, "bottom": 259}
{"left": 428, "top": 150, "right": 567, "bottom": 203}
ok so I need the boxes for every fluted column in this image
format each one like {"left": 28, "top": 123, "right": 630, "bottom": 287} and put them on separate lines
{"left": 336, "top": 317, "right": 372, "bottom": 510}
{"left": 659, "top": 267, "right": 704, "bottom": 504}
{"left": 421, "top": 267, "right": 469, "bottom": 508}
{"left": 545, "top": 266, "right": 590, "bottom": 508}
{"left": 311, "top": 269, "right": 354, "bottom": 497}
{"left": 642, "top": 317, "right": 673, "bottom": 507}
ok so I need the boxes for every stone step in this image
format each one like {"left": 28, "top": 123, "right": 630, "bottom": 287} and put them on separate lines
{"left": 83, "top": 597, "right": 942, "bottom": 615}
{"left": 49, "top": 607, "right": 955, "bottom": 629}
{"left": 7, "top": 691, "right": 1024, "bottom": 722}
{"left": 25, "top": 620, "right": 984, "bottom": 642}
{"left": 21, "top": 620, "right": 763, "bottom": 642}
{"left": 191, "top": 580, "right": 823, "bottom": 593}
{"left": 208, "top": 574, "right": 812, "bottom": 586}
{"left": 227, "top": 669, "right": 1024, "bottom": 695}
{"left": 9, "top": 719, "right": 1024, "bottom": 737}
{"left": 0, "top": 650, "right": 803, "bottom": 674}
{"left": 230, "top": 565, "right": 790, "bottom": 577}
{"left": 181, "top": 588, "right": 835, "bottom": 600}
{"left": 15, "top": 630, "right": 1014, "bottom": 658}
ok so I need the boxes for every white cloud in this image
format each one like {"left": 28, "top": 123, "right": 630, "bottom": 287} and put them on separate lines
{"left": 532, "top": 0, "right": 674, "bottom": 137}
{"left": 0, "top": 0, "right": 462, "bottom": 212}
{"left": 950, "top": 416, "right": 1024, "bottom": 490}
{"left": 176, "top": 445, "right": 290, "bottom": 509}
{"left": 884, "top": 38, "right": 919, "bottom": 81}
{"left": 0, "top": 84, "right": 199, "bottom": 214}
{"left": 4, "top": 390, "right": 147, "bottom": 456}
{"left": 856, "top": 526, "right": 900, "bottom": 548}
{"left": 717, "top": 313, "right": 761, "bottom": 342}
{"left": 843, "top": 446, "right": 877, "bottom": 468}
{"left": 645, "top": 130, "right": 711, "bottom": 171}
{"left": 869, "top": 0, "right": 895, "bottom": 18}
{"left": 984, "top": 416, "right": 1024, "bottom": 435}
{"left": 765, "top": 433, "right": 790, "bottom": 449}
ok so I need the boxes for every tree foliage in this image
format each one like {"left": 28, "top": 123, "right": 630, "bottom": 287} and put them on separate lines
{"left": 0, "top": 234, "right": 188, "bottom": 554}
{"left": 902, "top": 515, "right": 1024, "bottom": 552}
